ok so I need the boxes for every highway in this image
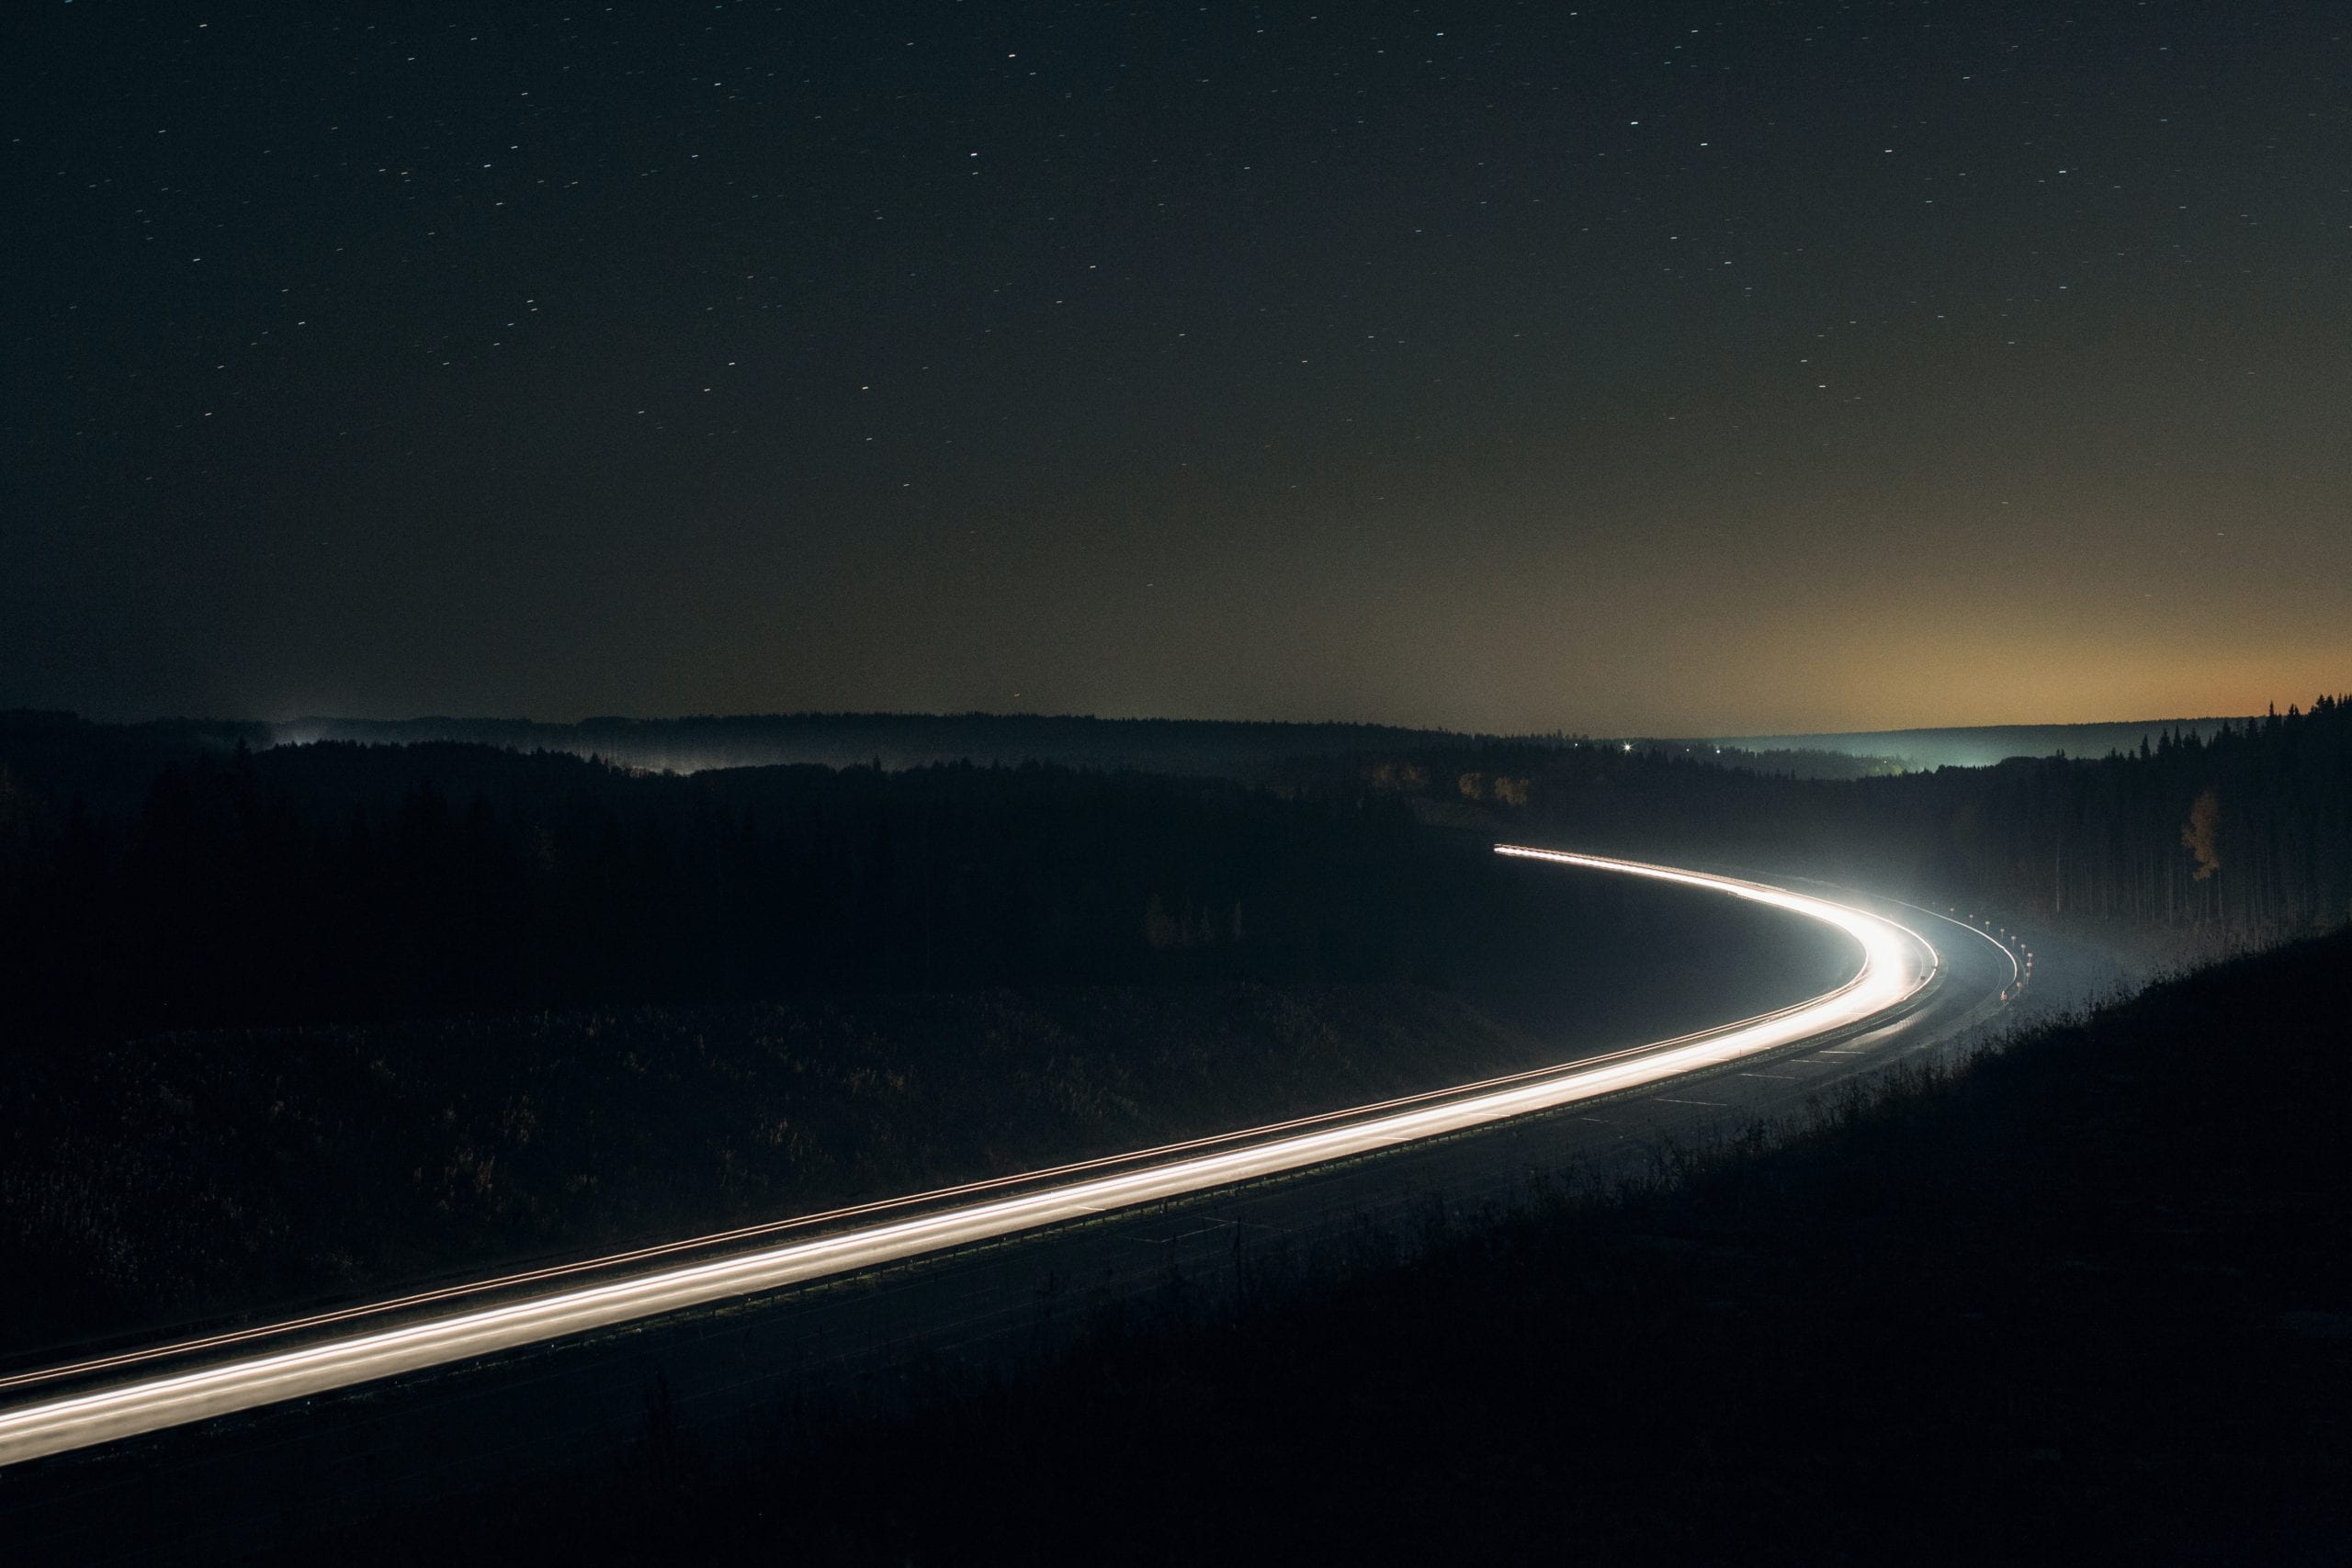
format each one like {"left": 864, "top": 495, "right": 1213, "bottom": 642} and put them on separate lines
{"left": 0, "top": 846, "right": 1986, "bottom": 1473}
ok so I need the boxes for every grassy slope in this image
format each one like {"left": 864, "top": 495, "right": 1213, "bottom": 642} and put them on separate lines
{"left": 391, "top": 929, "right": 2352, "bottom": 1564}
{"left": 0, "top": 983, "right": 1545, "bottom": 1359}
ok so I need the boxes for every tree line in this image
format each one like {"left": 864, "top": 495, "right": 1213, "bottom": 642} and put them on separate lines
{"left": 1294, "top": 693, "right": 2352, "bottom": 938}
{"left": 0, "top": 721, "right": 1556, "bottom": 1059}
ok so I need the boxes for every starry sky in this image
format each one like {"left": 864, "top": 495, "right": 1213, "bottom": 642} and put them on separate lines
{"left": 7, "top": 1, "right": 2349, "bottom": 736}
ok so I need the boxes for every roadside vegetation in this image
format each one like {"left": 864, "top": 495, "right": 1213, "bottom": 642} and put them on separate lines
{"left": 0, "top": 983, "right": 1537, "bottom": 1356}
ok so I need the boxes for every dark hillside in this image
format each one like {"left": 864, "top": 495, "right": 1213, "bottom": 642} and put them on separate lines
{"left": 0, "top": 984, "right": 1534, "bottom": 1359}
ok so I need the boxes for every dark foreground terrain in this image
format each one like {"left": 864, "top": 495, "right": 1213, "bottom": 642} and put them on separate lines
{"left": 293, "top": 927, "right": 2352, "bottom": 1565}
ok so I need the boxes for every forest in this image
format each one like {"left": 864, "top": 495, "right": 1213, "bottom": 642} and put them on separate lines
{"left": 0, "top": 720, "right": 1497, "bottom": 1055}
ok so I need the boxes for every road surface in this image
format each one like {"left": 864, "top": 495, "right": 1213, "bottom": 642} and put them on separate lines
{"left": 0, "top": 846, "right": 2009, "bottom": 1472}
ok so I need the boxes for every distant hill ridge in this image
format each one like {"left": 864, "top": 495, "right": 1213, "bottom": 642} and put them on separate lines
{"left": 0, "top": 708, "right": 2271, "bottom": 782}
{"left": 1704, "top": 716, "right": 2255, "bottom": 772}
{"left": 262, "top": 712, "right": 1493, "bottom": 779}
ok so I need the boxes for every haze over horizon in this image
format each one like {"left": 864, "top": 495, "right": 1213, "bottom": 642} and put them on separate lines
{"left": 9, "top": 3, "right": 2348, "bottom": 736}
{"left": 34, "top": 702, "right": 2287, "bottom": 762}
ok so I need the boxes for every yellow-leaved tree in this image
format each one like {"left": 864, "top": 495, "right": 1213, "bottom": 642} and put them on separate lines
{"left": 2181, "top": 788, "right": 2222, "bottom": 882}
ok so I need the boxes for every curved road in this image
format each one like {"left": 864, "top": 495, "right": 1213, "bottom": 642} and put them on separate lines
{"left": 0, "top": 846, "right": 2010, "bottom": 1471}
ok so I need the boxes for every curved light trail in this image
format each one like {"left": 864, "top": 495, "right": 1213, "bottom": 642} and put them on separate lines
{"left": 0, "top": 846, "right": 1939, "bottom": 1468}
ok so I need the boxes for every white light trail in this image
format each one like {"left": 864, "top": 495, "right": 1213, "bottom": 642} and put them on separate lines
{"left": 0, "top": 847, "right": 1936, "bottom": 1468}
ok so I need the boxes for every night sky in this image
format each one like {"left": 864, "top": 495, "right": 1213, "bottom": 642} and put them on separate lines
{"left": 7, "top": 2, "right": 2349, "bottom": 736}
